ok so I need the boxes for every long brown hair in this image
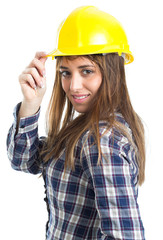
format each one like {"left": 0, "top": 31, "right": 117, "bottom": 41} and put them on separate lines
{"left": 42, "top": 53, "right": 145, "bottom": 185}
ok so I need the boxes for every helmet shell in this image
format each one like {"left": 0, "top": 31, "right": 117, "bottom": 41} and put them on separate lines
{"left": 47, "top": 6, "right": 134, "bottom": 64}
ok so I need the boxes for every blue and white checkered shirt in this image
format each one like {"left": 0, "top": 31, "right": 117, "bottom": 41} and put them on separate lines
{"left": 7, "top": 103, "right": 145, "bottom": 240}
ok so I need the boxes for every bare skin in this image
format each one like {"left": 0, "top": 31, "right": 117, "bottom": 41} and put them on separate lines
{"left": 18, "top": 52, "right": 47, "bottom": 120}
{"left": 60, "top": 57, "right": 102, "bottom": 113}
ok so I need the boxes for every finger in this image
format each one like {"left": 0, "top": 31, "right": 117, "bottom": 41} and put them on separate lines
{"left": 20, "top": 74, "right": 37, "bottom": 90}
{"left": 23, "top": 68, "right": 43, "bottom": 88}
{"left": 35, "top": 51, "right": 47, "bottom": 60}
{"left": 29, "top": 57, "right": 46, "bottom": 77}
{"left": 35, "top": 52, "right": 48, "bottom": 64}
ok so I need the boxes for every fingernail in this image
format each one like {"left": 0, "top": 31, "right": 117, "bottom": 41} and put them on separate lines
{"left": 43, "top": 70, "right": 46, "bottom": 78}
{"left": 34, "top": 85, "right": 37, "bottom": 90}
{"left": 40, "top": 81, "right": 45, "bottom": 88}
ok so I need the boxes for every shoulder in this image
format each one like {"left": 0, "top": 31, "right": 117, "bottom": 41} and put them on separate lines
{"left": 79, "top": 113, "right": 135, "bottom": 162}
{"left": 78, "top": 114, "right": 139, "bottom": 186}
{"left": 81, "top": 112, "right": 132, "bottom": 144}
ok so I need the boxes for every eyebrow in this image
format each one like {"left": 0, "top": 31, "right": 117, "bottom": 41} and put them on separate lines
{"left": 59, "top": 64, "right": 95, "bottom": 69}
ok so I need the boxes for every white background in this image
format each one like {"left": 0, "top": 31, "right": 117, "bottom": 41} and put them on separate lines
{"left": 0, "top": 0, "right": 163, "bottom": 239}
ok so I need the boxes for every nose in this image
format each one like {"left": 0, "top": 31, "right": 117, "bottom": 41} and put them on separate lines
{"left": 70, "top": 72, "right": 83, "bottom": 91}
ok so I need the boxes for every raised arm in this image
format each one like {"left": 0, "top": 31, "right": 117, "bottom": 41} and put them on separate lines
{"left": 7, "top": 52, "right": 47, "bottom": 174}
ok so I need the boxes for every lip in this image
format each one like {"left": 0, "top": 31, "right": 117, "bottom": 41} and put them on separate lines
{"left": 72, "top": 94, "right": 90, "bottom": 103}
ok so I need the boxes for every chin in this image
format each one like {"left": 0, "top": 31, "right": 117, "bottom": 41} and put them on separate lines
{"left": 74, "top": 106, "right": 88, "bottom": 114}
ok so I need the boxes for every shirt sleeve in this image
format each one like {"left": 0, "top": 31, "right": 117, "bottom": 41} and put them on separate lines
{"left": 81, "top": 127, "right": 145, "bottom": 240}
{"left": 6, "top": 102, "right": 45, "bottom": 174}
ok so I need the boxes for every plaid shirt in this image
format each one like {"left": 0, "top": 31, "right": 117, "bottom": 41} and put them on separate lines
{"left": 7, "top": 103, "right": 145, "bottom": 240}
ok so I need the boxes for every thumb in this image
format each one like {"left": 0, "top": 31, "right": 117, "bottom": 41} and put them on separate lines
{"left": 40, "top": 56, "right": 48, "bottom": 65}
{"left": 35, "top": 51, "right": 48, "bottom": 64}
{"left": 35, "top": 51, "right": 47, "bottom": 59}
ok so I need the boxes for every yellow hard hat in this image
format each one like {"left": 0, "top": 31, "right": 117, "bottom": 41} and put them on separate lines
{"left": 47, "top": 6, "right": 134, "bottom": 64}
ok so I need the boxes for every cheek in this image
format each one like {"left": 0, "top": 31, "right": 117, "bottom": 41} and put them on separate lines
{"left": 61, "top": 79, "right": 70, "bottom": 93}
{"left": 90, "top": 76, "right": 102, "bottom": 93}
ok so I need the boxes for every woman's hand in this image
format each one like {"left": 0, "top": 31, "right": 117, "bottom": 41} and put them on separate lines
{"left": 18, "top": 52, "right": 47, "bottom": 118}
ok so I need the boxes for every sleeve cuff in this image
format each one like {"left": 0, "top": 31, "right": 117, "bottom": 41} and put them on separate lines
{"left": 13, "top": 102, "right": 41, "bottom": 134}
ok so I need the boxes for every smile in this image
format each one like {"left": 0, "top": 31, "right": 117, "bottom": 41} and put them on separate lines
{"left": 72, "top": 94, "right": 90, "bottom": 103}
{"left": 73, "top": 94, "right": 90, "bottom": 99}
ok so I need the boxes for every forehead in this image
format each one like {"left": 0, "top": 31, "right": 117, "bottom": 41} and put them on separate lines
{"left": 60, "top": 56, "right": 95, "bottom": 67}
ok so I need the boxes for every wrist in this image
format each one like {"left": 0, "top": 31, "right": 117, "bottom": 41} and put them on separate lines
{"left": 18, "top": 100, "right": 41, "bottom": 118}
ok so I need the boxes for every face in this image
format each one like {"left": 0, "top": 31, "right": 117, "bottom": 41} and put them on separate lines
{"left": 60, "top": 57, "right": 102, "bottom": 113}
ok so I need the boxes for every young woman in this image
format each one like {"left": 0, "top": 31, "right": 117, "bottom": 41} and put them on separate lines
{"left": 7, "top": 6, "right": 146, "bottom": 240}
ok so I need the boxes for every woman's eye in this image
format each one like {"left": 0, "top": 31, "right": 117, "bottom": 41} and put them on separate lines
{"left": 59, "top": 71, "right": 71, "bottom": 77}
{"left": 82, "top": 69, "right": 93, "bottom": 75}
